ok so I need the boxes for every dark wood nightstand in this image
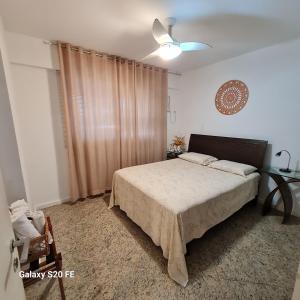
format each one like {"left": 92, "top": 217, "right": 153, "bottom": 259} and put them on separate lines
{"left": 262, "top": 167, "right": 300, "bottom": 224}
{"left": 166, "top": 152, "right": 182, "bottom": 160}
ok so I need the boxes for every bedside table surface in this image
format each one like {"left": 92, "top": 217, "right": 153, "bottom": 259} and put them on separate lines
{"left": 166, "top": 152, "right": 182, "bottom": 159}
{"left": 262, "top": 167, "right": 300, "bottom": 180}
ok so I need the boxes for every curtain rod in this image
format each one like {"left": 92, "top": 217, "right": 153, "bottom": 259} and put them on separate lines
{"left": 43, "top": 40, "right": 181, "bottom": 76}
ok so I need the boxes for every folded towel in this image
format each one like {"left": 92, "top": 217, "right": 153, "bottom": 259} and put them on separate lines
{"left": 11, "top": 212, "right": 41, "bottom": 240}
{"left": 10, "top": 199, "right": 28, "bottom": 210}
{"left": 31, "top": 211, "right": 45, "bottom": 234}
{"left": 10, "top": 199, "right": 31, "bottom": 217}
{"left": 10, "top": 199, "right": 53, "bottom": 244}
{"left": 11, "top": 206, "right": 31, "bottom": 218}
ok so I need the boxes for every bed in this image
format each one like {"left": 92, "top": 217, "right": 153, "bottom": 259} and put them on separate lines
{"left": 109, "top": 134, "right": 267, "bottom": 286}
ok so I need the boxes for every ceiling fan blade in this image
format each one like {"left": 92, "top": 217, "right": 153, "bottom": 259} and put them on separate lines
{"left": 180, "top": 42, "right": 212, "bottom": 52}
{"left": 141, "top": 48, "right": 161, "bottom": 60}
{"left": 152, "top": 18, "right": 173, "bottom": 44}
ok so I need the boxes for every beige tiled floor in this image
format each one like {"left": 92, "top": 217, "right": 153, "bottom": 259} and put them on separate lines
{"left": 292, "top": 264, "right": 300, "bottom": 300}
{"left": 26, "top": 197, "right": 300, "bottom": 300}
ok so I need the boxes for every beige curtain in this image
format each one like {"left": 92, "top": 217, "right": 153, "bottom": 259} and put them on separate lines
{"left": 58, "top": 44, "right": 167, "bottom": 201}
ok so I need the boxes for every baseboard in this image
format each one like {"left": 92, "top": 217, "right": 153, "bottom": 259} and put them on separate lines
{"left": 34, "top": 198, "right": 70, "bottom": 210}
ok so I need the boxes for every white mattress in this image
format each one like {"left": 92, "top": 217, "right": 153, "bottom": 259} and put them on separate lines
{"left": 109, "top": 158, "right": 260, "bottom": 286}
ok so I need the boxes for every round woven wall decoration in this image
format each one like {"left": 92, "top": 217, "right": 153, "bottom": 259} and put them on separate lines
{"left": 215, "top": 80, "right": 249, "bottom": 115}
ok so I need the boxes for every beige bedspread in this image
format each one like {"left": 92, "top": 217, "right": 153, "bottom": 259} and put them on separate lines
{"left": 109, "top": 158, "right": 260, "bottom": 286}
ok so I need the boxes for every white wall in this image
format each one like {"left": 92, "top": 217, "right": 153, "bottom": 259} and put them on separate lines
{"left": 6, "top": 32, "right": 69, "bottom": 209}
{"left": 167, "top": 73, "right": 182, "bottom": 146}
{"left": 176, "top": 38, "right": 300, "bottom": 216}
{"left": 0, "top": 20, "right": 26, "bottom": 204}
{"left": 5, "top": 33, "right": 59, "bottom": 70}
{"left": 0, "top": 54, "right": 26, "bottom": 203}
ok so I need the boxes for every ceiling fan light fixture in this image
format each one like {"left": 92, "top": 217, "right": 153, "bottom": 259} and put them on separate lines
{"left": 158, "top": 44, "right": 182, "bottom": 60}
{"left": 143, "top": 18, "right": 212, "bottom": 61}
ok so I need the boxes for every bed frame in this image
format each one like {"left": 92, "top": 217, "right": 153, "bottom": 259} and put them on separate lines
{"left": 188, "top": 134, "right": 268, "bottom": 170}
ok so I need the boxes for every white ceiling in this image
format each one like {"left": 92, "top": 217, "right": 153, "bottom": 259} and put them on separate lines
{"left": 0, "top": 0, "right": 300, "bottom": 72}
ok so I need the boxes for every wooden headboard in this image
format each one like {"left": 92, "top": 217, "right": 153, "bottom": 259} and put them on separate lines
{"left": 188, "top": 134, "right": 268, "bottom": 170}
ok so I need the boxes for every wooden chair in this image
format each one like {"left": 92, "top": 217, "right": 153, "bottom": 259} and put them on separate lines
{"left": 20, "top": 216, "right": 66, "bottom": 299}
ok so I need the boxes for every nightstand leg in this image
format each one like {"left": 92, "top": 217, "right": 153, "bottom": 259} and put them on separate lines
{"left": 262, "top": 173, "right": 293, "bottom": 223}
{"left": 263, "top": 173, "right": 299, "bottom": 224}
{"left": 279, "top": 183, "right": 293, "bottom": 224}
{"left": 262, "top": 187, "right": 279, "bottom": 215}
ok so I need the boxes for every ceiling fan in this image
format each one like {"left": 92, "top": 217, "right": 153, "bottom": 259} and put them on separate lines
{"left": 144, "top": 17, "right": 212, "bottom": 61}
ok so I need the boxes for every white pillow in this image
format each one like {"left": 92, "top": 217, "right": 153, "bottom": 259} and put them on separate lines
{"left": 209, "top": 160, "right": 257, "bottom": 177}
{"left": 178, "top": 152, "right": 218, "bottom": 166}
